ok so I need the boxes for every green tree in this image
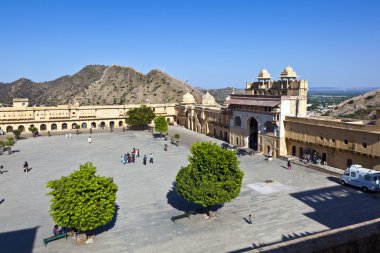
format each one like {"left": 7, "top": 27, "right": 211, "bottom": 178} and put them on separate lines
{"left": 125, "top": 105, "right": 155, "bottom": 128}
{"left": 47, "top": 162, "right": 118, "bottom": 233}
{"left": 154, "top": 116, "right": 168, "bottom": 135}
{"left": 4, "top": 137, "right": 14, "bottom": 147}
{"left": 176, "top": 142, "right": 244, "bottom": 216}
{"left": 12, "top": 129, "right": 21, "bottom": 140}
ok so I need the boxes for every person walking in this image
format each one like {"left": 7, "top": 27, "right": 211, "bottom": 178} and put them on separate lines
{"left": 65, "top": 133, "right": 68, "bottom": 139}
{"left": 143, "top": 155, "right": 147, "bottom": 165}
{"left": 137, "top": 149, "right": 140, "bottom": 157}
{"left": 287, "top": 158, "right": 292, "bottom": 170}
{"left": 69, "top": 132, "right": 72, "bottom": 139}
{"left": 88, "top": 136, "right": 92, "bottom": 144}
{"left": 123, "top": 154, "right": 128, "bottom": 164}
{"left": 149, "top": 153, "right": 153, "bottom": 164}
{"left": 23, "top": 161, "right": 28, "bottom": 173}
{"left": 120, "top": 155, "right": 124, "bottom": 164}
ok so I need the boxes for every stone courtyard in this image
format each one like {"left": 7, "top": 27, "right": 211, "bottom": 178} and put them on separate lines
{"left": 0, "top": 126, "right": 379, "bottom": 253}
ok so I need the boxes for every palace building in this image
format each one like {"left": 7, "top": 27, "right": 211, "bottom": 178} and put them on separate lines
{"left": 1, "top": 66, "right": 379, "bottom": 170}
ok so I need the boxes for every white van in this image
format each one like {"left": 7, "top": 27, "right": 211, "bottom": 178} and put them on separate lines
{"left": 340, "top": 164, "right": 380, "bottom": 192}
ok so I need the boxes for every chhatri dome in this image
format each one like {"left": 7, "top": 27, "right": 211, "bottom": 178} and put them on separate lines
{"left": 280, "top": 66, "right": 298, "bottom": 79}
{"left": 257, "top": 68, "right": 271, "bottom": 80}
{"left": 201, "top": 91, "right": 216, "bottom": 106}
{"left": 182, "top": 91, "right": 196, "bottom": 104}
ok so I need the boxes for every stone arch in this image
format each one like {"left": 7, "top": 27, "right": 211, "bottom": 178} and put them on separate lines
{"left": 110, "top": 121, "right": 115, "bottom": 128}
{"left": 100, "top": 122, "right": 105, "bottom": 128}
{"left": 91, "top": 122, "right": 96, "bottom": 128}
{"left": 72, "top": 123, "right": 78, "bottom": 129}
{"left": 248, "top": 117, "right": 258, "bottom": 150}
{"left": 118, "top": 121, "right": 123, "bottom": 127}
{"left": 51, "top": 124, "right": 57, "bottom": 131}
{"left": 18, "top": 125, "right": 25, "bottom": 132}
{"left": 234, "top": 116, "right": 241, "bottom": 127}
{"left": 62, "top": 123, "right": 68, "bottom": 130}
{"left": 6, "top": 126, "right": 13, "bottom": 133}
{"left": 81, "top": 122, "right": 87, "bottom": 129}
{"left": 40, "top": 124, "right": 47, "bottom": 131}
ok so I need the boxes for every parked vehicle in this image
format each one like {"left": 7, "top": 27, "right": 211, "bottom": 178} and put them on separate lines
{"left": 236, "top": 148, "right": 251, "bottom": 157}
{"left": 340, "top": 164, "right": 380, "bottom": 192}
{"left": 221, "top": 143, "right": 234, "bottom": 150}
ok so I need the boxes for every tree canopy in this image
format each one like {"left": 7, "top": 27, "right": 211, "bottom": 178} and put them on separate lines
{"left": 47, "top": 162, "right": 118, "bottom": 232}
{"left": 154, "top": 116, "right": 168, "bottom": 134}
{"left": 126, "top": 105, "right": 155, "bottom": 127}
{"left": 176, "top": 142, "right": 244, "bottom": 210}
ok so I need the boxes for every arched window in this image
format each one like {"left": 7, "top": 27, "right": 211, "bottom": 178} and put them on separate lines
{"left": 6, "top": 126, "right": 13, "bottom": 133}
{"left": 72, "top": 123, "right": 78, "bottom": 129}
{"left": 234, "top": 116, "right": 241, "bottom": 127}
{"left": 40, "top": 124, "right": 47, "bottom": 131}
{"left": 110, "top": 121, "right": 115, "bottom": 128}
{"left": 81, "top": 122, "right": 87, "bottom": 129}
{"left": 62, "top": 123, "right": 68, "bottom": 130}
{"left": 51, "top": 124, "right": 57, "bottom": 131}
{"left": 118, "top": 121, "right": 123, "bottom": 127}
{"left": 18, "top": 125, "right": 25, "bottom": 132}
{"left": 91, "top": 122, "right": 96, "bottom": 128}
{"left": 264, "top": 121, "right": 275, "bottom": 133}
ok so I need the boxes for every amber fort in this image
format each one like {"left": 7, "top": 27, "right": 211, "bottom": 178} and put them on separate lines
{"left": 1, "top": 66, "right": 379, "bottom": 170}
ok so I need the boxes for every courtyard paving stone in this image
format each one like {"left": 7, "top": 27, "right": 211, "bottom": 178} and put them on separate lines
{"left": 0, "top": 127, "right": 379, "bottom": 253}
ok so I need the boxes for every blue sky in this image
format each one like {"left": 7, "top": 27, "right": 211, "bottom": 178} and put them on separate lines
{"left": 0, "top": 0, "right": 379, "bottom": 88}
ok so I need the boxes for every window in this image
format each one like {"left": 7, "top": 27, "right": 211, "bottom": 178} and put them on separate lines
{"left": 320, "top": 137, "right": 323, "bottom": 140}
{"left": 234, "top": 116, "right": 241, "bottom": 127}
{"left": 332, "top": 139, "right": 335, "bottom": 143}
{"left": 350, "top": 172, "right": 356, "bottom": 177}
{"left": 362, "top": 143, "right": 367, "bottom": 148}
{"left": 344, "top": 139, "right": 348, "bottom": 144}
{"left": 364, "top": 174, "right": 371, "bottom": 181}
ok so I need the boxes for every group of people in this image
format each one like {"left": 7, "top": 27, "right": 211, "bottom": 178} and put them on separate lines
{"left": 120, "top": 148, "right": 154, "bottom": 166}
{"left": 121, "top": 148, "right": 140, "bottom": 164}
{"left": 65, "top": 133, "right": 72, "bottom": 139}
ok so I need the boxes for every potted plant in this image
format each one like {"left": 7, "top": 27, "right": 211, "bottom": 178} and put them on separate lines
{"left": 4, "top": 137, "right": 14, "bottom": 154}
{"left": 174, "top": 134, "right": 180, "bottom": 146}
{"left": 74, "top": 125, "right": 80, "bottom": 135}
{"left": 12, "top": 129, "right": 21, "bottom": 140}
{"left": 28, "top": 126, "right": 38, "bottom": 137}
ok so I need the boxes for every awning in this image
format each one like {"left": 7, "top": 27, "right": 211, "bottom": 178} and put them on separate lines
{"left": 225, "top": 99, "right": 280, "bottom": 107}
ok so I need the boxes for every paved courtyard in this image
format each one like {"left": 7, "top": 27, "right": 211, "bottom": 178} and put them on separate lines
{"left": 0, "top": 126, "right": 379, "bottom": 253}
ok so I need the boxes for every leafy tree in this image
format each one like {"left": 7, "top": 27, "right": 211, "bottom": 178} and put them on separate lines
{"left": 12, "top": 129, "right": 21, "bottom": 140}
{"left": 176, "top": 142, "right": 244, "bottom": 216}
{"left": 125, "top": 105, "right": 155, "bottom": 128}
{"left": 154, "top": 116, "right": 168, "bottom": 135}
{"left": 47, "top": 162, "right": 118, "bottom": 233}
{"left": 28, "top": 126, "right": 38, "bottom": 136}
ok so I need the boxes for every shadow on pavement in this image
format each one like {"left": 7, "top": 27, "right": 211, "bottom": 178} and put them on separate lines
{"left": 290, "top": 185, "right": 380, "bottom": 229}
{"left": 0, "top": 226, "right": 38, "bottom": 253}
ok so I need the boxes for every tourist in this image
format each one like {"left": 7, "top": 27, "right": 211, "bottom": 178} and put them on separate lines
{"left": 53, "top": 225, "right": 62, "bottom": 236}
{"left": 132, "top": 153, "right": 135, "bottom": 163}
{"left": 123, "top": 153, "right": 128, "bottom": 164}
{"left": 120, "top": 155, "right": 124, "bottom": 164}
{"left": 69, "top": 132, "right": 72, "bottom": 139}
{"left": 23, "top": 161, "right": 28, "bottom": 173}
{"left": 143, "top": 155, "right": 147, "bottom": 165}
{"left": 65, "top": 133, "right": 68, "bottom": 139}
{"left": 137, "top": 149, "right": 140, "bottom": 157}
{"left": 149, "top": 153, "right": 153, "bottom": 164}
{"left": 88, "top": 136, "right": 92, "bottom": 144}
{"left": 287, "top": 158, "right": 292, "bottom": 170}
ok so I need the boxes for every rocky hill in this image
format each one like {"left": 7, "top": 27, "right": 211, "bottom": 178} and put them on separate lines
{"left": 0, "top": 65, "right": 203, "bottom": 106}
{"left": 324, "top": 88, "right": 380, "bottom": 119}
